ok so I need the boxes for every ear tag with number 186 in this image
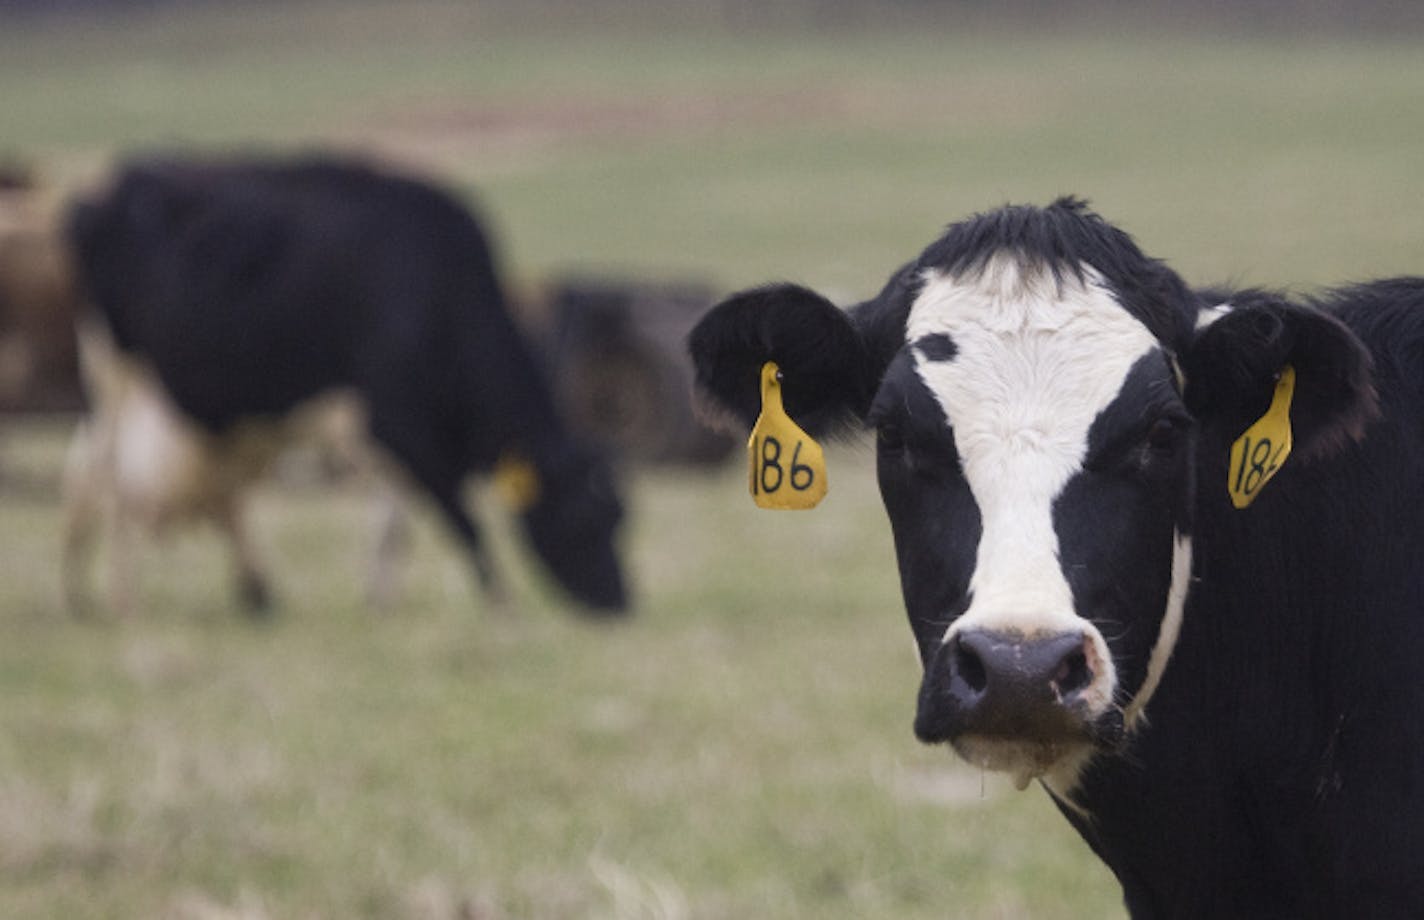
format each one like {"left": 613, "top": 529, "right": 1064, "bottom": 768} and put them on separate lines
{"left": 1228, "top": 364, "right": 1295, "bottom": 509}
{"left": 748, "top": 362, "right": 828, "bottom": 510}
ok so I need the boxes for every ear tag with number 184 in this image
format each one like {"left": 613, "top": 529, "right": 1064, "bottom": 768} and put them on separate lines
{"left": 748, "top": 362, "right": 828, "bottom": 510}
{"left": 1228, "top": 364, "right": 1295, "bottom": 509}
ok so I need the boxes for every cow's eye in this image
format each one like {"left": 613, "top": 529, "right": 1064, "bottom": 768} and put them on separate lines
{"left": 1145, "top": 416, "right": 1185, "bottom": 453}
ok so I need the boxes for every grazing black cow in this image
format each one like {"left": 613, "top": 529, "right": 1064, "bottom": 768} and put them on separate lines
{"left": 67, "top": 155, "right": 628, "bottom": 615}
{"left": 690, "top": 197, "right": 1424, "bottom": 917}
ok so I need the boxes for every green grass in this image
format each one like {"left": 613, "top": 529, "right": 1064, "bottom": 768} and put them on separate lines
{"left": 3, "top": 4, "right": 1424, "bottom": 917}
{"left": 2, "top": 424, "right": 1112, "bottom": 919}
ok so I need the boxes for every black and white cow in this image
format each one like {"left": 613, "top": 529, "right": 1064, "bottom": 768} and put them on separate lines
{"left": 66, "top": 155, "right": 628, "bottom": 615}
{"left": 689, "top": 197, "right": 1424, "bottom": 917}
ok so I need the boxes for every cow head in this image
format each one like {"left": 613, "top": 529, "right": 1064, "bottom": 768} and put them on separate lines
{"left": 689, "top": 198, "right": 1374, "bottom": 790}
{"left": 516, "top": 442, "right": 629, "bottom": 615}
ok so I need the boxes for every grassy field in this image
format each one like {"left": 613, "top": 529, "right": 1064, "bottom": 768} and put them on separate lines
{"left": 2, "top": 4, "right": 1423, "bottom": 918}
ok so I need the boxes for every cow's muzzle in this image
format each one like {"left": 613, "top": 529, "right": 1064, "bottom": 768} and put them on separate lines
{"left": 915, "top": 628, "right": 1124, "bottom": 772}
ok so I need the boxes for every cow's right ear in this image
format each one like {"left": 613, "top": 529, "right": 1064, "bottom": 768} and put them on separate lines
{"left": 1181, "top": 295, "right": 1378, "bottom": 463}
{"left": 688, "top": 284, "right": 879, "bottom": 437}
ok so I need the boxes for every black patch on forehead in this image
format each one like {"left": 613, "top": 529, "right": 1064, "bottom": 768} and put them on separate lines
{"left": 913, "top": 197, "right": 1197, "bottom": 354}
{"left": 913, "top": 333, "right": 957, "bottom": 363}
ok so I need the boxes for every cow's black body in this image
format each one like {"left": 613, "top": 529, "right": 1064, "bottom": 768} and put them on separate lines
{"left": 688, "top": 198, "right": 1424, "bottom": 916}
{"left": 1071, "top": 281, "right": 1424, "bottom": 918}
{"left": 69, "top": 156, "right": 627, "bottom": 612}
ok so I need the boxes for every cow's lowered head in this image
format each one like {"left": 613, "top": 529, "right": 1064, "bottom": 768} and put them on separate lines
{"left": 689, "top": 197, "right": 1375, "bottom": 790}
{"left": 500, "top": 442, "right": 629, "bottom": 615}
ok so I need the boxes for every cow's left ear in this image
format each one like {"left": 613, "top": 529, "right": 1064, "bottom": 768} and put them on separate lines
{"left": 688, "top": 283, "right": 881, "bottom": 438}
{"left": 1181, "top": 297, "right": 1378, "bottom": 462}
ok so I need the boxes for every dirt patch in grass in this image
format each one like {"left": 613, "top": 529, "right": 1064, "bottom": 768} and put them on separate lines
{"left": 341, "top": 80, "right": 1054, "bottom": 174}
{"left": 342, "top": 88, "right": 851, "bottom": 172}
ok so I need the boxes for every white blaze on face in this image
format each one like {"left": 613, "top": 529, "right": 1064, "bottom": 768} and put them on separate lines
{"left": 907, "top": 255, "right": 1161, "bottom": 715}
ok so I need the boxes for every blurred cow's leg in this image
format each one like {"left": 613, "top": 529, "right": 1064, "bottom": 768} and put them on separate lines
{"left": 60, "top": 418, "right": 103, "bottom": 617}
{"left": 367, "top": 406, "right": 505, "bottom": 609}
{"left": 366, "top": 484, "right": 410, "bottom": 612}
{"left": 213, "top": 491, "right": 273, "bottom": 616}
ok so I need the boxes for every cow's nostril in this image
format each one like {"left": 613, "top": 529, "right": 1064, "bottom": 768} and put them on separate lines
{"left": 953, "top": 634, "right": 988, "bottom": 694}
{"left": 1052, "top": 647, "right": 1092, "bottom": 699}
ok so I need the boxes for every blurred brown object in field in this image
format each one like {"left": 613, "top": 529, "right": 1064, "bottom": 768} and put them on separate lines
{"left": 0, "top": 167, "right": 84, "bottom": 414}
{"left": 532, "top": 276, "right": 736, "bottom": 466}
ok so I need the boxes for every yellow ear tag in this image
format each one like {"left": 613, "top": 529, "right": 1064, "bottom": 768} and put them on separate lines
{"left": 748, "top": 362, "right": 828, "bottom": 510}
{"left": 1227, "top": 364, "right": 1295, "bottom": 509}
{"left": 493, "top": 454, "right": 541, "bottom": 512}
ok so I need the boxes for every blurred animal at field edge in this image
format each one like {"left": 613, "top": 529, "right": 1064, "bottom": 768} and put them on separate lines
{"left": 64, "top": 155, "right": 628, "bottom": 617}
